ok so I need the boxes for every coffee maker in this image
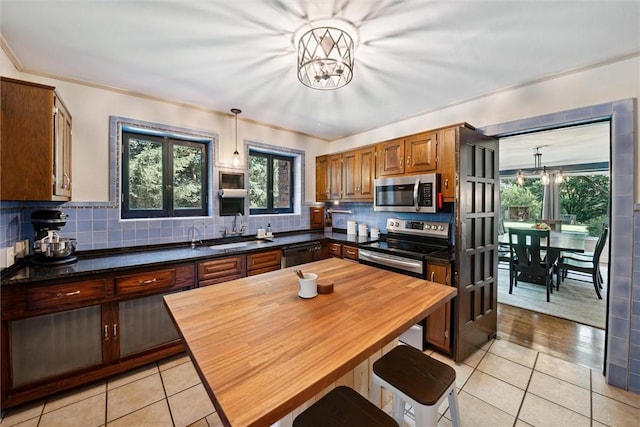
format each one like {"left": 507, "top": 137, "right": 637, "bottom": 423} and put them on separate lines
{"left": 31, "top": 210, "right": 78, "bottom": 265}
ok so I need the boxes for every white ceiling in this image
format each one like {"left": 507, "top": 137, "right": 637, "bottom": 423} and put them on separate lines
{"left": 498, "top": 121, "right": 611, "bottom": 172}
{"left": 1, "top": 0, "right": 638, "bottom": 142}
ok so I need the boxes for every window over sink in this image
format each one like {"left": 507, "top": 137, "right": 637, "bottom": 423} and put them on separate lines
{"left": 118, "top": 121, "right": 212, "bottom": 219}
{"left": 248, "top": 146, "right": 299, "bottom": 215}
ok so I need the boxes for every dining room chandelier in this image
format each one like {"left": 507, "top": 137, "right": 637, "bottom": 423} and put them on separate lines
{"left": 516, "top": 146, "right": 563, "bottom": 186}
{"left": 296, "top": 21, "right": 356, "bottom": 90}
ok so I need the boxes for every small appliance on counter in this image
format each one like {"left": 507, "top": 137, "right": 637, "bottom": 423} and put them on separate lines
{"left": 30, "top": 210, "right": 78, "bottom": 265}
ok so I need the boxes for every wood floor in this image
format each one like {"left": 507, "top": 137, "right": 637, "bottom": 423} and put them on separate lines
{"left": 497, "top": 302, "right": 605, "bottom": 371}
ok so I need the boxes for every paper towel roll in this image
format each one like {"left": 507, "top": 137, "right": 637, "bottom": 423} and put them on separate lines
{"left": 218, "top": 189, "right": 248, "bottom": 198}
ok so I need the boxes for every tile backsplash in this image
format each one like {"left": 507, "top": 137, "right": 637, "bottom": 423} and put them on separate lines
{"left": 0, "top": 201, "right": 456, "bottom": 253}
{"left": 0, "top": 203, "right": 313, "bottom": 252}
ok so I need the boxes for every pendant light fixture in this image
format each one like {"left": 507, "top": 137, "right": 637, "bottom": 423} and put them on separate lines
{"left": 231, "top": 108, "right": 241, "bottom": 167}
{"left": 515, "top": 146, "right": 564, "bottom": 186}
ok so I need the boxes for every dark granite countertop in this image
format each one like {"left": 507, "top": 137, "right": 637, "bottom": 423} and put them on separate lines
{"left": 1, "top": 231, "right": 380, "bottom": 286}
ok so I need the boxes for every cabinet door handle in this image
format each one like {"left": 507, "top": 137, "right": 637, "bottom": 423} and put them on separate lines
{"left": 57, "top": 290, "right": 80, "bottom": 297}
{"left": 445, "top": 178, "right": 449, "bottom": 189}
{"left": 139, "top": 278, "right": 158, "bottom": 285}
{"left": 346, "top": 249, "right": 356, "bottom": 255}
{"left": 113, "top": 324, "right": 118, "bottom": 337}
{"left": 63, "top": 173, "right": 71, "bottom": 189}
{"left": 430, "top": 272, "right": 435, "bottom": 281}
{"left": 104, "top": 325, "right": 109, "bottom": 339}
{"left": 446, "top": 275, "right": 450, "bottom": 285}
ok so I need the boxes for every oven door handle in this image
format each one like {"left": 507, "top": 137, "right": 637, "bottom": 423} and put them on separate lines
{"left": 414, "top": 177, "right": 420, "bottom": 212}
{"left": 359, "top": 250, "right": 423, "bottom": 273}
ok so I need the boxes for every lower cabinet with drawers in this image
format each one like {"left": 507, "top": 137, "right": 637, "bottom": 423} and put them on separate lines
{"left": 0, "top": 247, "right": 290, "bottom": 408}
{"left": 1, "top": 263, "right": 195, "bottom": 409}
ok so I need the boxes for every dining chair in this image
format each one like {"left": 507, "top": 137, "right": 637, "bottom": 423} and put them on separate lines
{"left": 497, "top": 218, "right": 511, "bottom": 272}
{"left": 508, "top": 228, "right": 555, "bottom": 302}
{"left": 557, "top": 225, "right": 608, "bottom": 299}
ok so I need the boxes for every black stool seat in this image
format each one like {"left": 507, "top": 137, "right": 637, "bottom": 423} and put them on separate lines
{"left": 373, "top": 345, "right": 456, "bottom": 406}
{"left": 293, "top": 385, "right": 396, "bottom": 427}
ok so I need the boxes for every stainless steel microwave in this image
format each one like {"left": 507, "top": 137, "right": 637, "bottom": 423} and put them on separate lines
{"left": 373, "top": 174, "right": 438, "bottom": 213}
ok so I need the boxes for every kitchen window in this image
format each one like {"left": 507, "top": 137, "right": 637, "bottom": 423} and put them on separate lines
{"left": 121, "top": 130, "right": 209, "bottom": 219}
{"left": 249, "top": 149, "right": 294, "bottom": 215}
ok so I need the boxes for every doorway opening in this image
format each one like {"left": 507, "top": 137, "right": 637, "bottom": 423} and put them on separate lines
{"left": 498, "top": 121, "right": 610, "bottom": 327}
{"left": 496, "top": 121, "right": 611, "bottom": 370}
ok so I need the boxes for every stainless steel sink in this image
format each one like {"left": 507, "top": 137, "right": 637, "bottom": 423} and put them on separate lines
{"left": 209, "top": 240, "right": 268, "bottom": 251}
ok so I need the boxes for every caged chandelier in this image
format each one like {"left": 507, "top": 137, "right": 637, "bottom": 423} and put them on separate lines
{"left": 296, "top": 20, "right": 356, "bottom": 90}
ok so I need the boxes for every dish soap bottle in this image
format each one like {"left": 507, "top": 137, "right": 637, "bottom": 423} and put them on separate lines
{"left": 266, "top": 223, "right": 272, "bottom": 235}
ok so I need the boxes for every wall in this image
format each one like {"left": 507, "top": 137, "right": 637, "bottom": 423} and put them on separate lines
{"left": 0, "top": 47, "right": 327, "bottom": 252}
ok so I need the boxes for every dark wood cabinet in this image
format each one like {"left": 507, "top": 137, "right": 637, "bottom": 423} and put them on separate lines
{"left": 425, "top": 261, "right": 452, "bottom": 352}
{"left": 198, "top": 256, "right": 246, "bottom": 286}
{"left": 247, "top": 249, "right": 282, "bottom": 276}
{"left": 315, "top": 155, "right": 330, "bottom": 202}
{"left": 1, "top": 263, "right": 194, "bottom": 408}
{"left": 327, "top": 242, "right": 358, "bottom": 261}
{"left": 343, "top": 146, "right": 375, "bottom": 200}
{"left": 328, "top": 154, "right": 343, "bottom": 199}
{"left": 328, "top": 242, "right": 343, "bottom": 258}
{"left": 310, "top": 207, "right": 325, "bottom": 229}
{"left": 405, "top": 131, "right": 437, "bottom": 174}
{"left": 341, "top": 244, "right": 359, "bottom": 261}
{"left": 0, "top": 77, "right": 72, "bottom": 201}
{"left": 437, "top": 126, "right": 458, "bottom": 202}
{"left": 377, "top": 132, "right": 437, "bottom": 177}
{"left": 376, "top": 137, "right": 405, "bottom": 176}
{"left": 316, "top": 145, "right": 375, "bottom": 202}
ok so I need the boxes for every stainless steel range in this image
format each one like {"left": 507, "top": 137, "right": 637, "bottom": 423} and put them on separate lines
{"left": 358, "top": 218, "right": 452, "bottom": 278}
{"left": 358, "top": 218, "right": 453, "bottom": 350}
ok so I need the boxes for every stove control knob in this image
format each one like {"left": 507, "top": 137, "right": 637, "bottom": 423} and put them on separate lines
{"left": 394, "top": 221, "right": 400, "bottom": 227}
{"left": 438, "top": 225, "right": 445, "bottom": 231}
{"left": 425, "top": 224, "right": 431, "bottom": 230}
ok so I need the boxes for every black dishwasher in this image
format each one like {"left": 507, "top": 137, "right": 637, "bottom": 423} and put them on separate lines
{"left": 281, "top": 242, "right": 323, "bottom": 268}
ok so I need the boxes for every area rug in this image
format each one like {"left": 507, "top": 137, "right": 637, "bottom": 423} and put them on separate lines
{"left": 497, "top": 267, "right": 607, "bottom": 329}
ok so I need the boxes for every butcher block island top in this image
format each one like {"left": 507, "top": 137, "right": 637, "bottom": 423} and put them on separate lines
{"left": 164, "top": 258, "right": 457, "bottom": 426}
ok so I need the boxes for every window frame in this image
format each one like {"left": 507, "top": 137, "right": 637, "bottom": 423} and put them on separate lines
{"left": 249, "top": 149, "right": 294, "bottom": 215}
{"left": 121, "top": 130, "right": 209, "bottom": 219}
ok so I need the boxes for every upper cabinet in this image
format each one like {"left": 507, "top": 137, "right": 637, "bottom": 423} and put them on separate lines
{"left": 1, "top": 77, "right": 72, "bottom": 201}
{"left": 314, "top": 123, "right": 475, "bottom": 203}
{"left": 342, "top": 146, "right": 375, "bottom": 200}
{"left": 315, "top": 155, "right": 330, "bottom": 202}
{"left": 316, "top": 146, "right": 375, "bottom": 202}
{"left": 376, "top": 132, "right": 437, "bottom": 177}
{"left": 437, "top": 127, "right": 457, "bottom": 202}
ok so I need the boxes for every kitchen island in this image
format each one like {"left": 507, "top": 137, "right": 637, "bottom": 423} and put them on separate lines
{"left": 164, "top": 258, "right": 457, "bottom": 426}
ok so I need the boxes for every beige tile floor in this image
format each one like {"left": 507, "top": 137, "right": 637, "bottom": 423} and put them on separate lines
{"left": 2, "top": 338, "right": 640, "bottom": 427}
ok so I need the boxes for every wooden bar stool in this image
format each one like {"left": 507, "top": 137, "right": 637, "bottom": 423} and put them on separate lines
{"left": 369, "top": 345, "right": 460, "bottom": 427}
{"left": 293, "top": 385, "right": 397, "bottom": 427}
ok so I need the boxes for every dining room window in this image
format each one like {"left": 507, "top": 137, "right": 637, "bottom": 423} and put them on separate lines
{"left": 121, "top": 130, "right": 209, "bottom": 219}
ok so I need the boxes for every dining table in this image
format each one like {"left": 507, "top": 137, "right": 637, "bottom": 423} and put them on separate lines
{"left": 163, "top": 258, "right": 457, "bottom": 426}
{"left": 499, "top": 228, "right": 586, "bottom": 284}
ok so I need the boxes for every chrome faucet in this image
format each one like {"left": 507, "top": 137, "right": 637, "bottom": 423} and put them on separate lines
{"left": 232, "top": 212, "right": 245, "bottom": 235}
{"left": 189, "top": 221, "right": 207, "bottom": 249}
